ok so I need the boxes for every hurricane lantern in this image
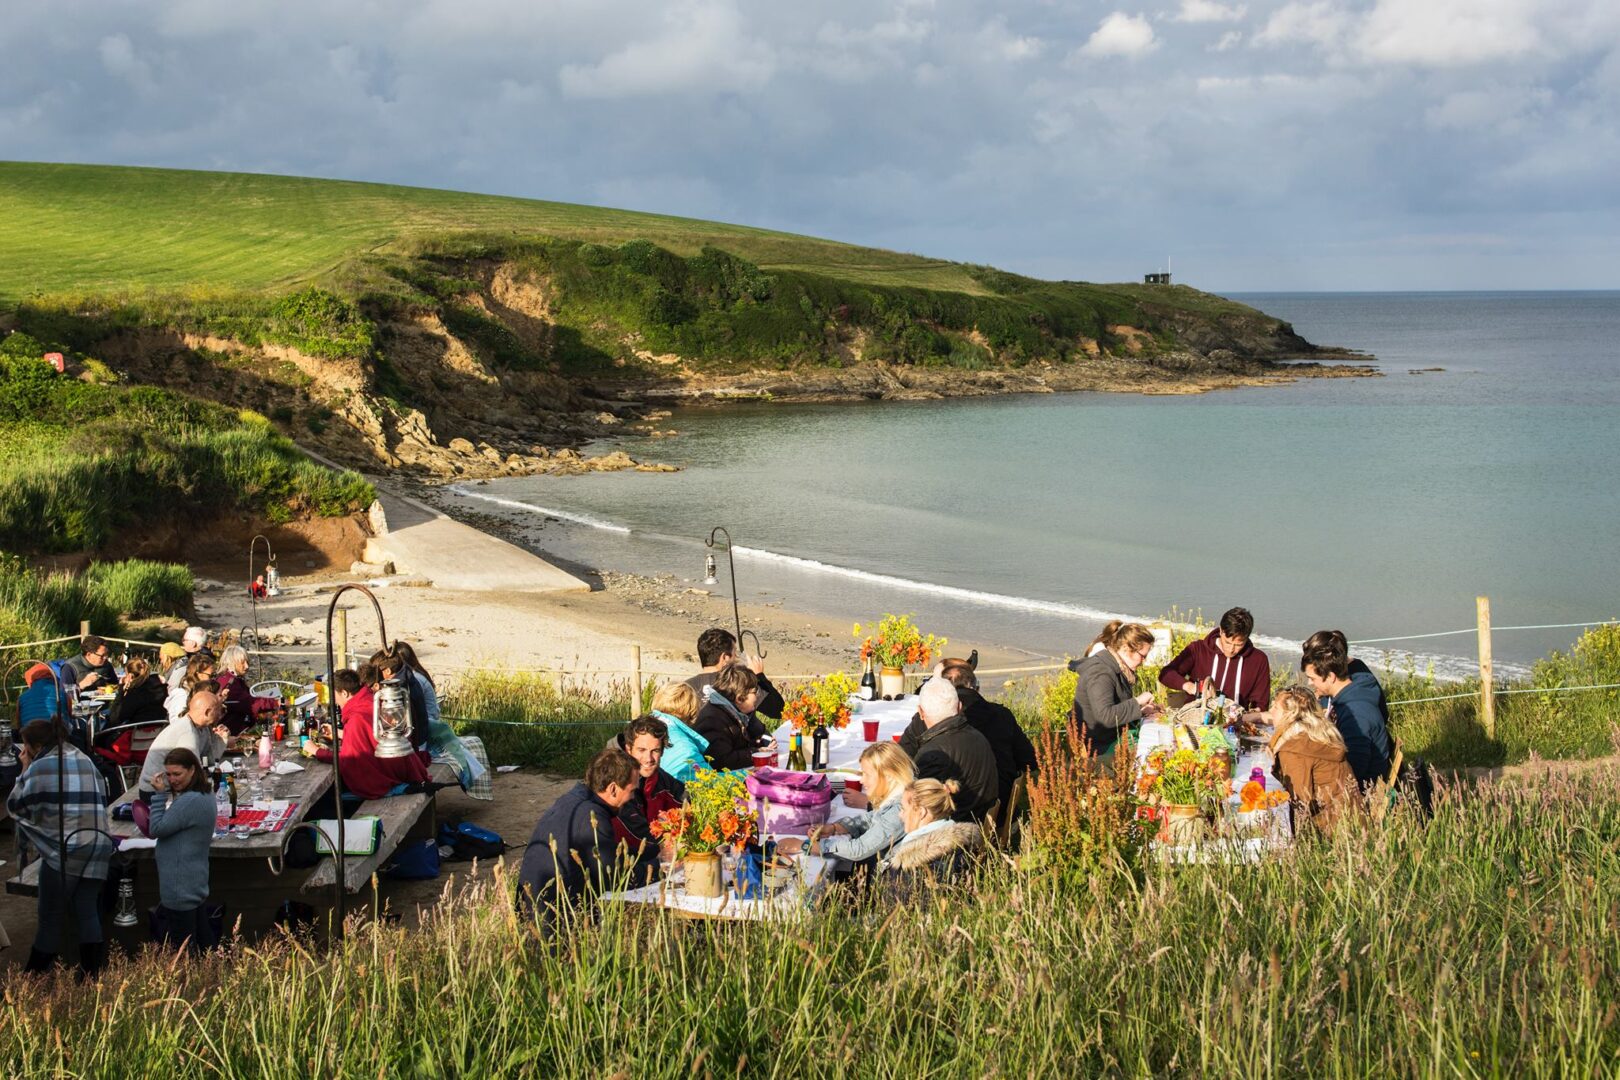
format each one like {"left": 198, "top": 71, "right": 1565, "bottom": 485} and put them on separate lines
{"left": 372, "top": 675, "right": 414, "bottom": 759}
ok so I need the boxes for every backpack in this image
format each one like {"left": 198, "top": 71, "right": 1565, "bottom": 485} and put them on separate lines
{"left": 437, "top": 820, "right": 507, "bottom": 861}
{"left": 384, "top": 837, "right": 440, "bottom": 880}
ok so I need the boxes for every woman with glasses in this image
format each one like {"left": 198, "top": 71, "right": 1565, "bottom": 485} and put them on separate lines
{"left": 1072, "top": 621, "right": 1163, "bottom": 759}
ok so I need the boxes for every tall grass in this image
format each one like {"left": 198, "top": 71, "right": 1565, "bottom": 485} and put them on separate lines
{"left": 1, "top": 769, "right": 1615, "bottom": 1076}
{"left": 81, "top": 559, "right": 194, "bottom": 619}
{"left": 0, "top": 555, "right": 120, "bottom": 650}
{"left": 439, "top": 668, "right": 654, "bottom": 772}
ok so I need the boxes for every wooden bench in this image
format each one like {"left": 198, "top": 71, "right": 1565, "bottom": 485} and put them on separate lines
{"left": 303, "top": 792, "right": 434, "bottom": 894}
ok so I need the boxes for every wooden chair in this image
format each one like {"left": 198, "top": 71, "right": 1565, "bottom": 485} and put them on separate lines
{"left": 1369, "top": 739, "right": 1404, "bottom": 824}
{"left": 997, "top": 775, "right": 1029, "bottom": 849}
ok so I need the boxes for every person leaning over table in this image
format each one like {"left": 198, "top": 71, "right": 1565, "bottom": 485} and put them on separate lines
{"left": 108, "top": 656, "right": 168, "bottom": 730}
{"left": 649, "top": 682, "right": 708, "bottom": 782}
{"left": 62, "top": 634, "right": 117, "bottom": 693}
{"left": 1157, "top": 606, "right": 1273, "bottom": 711}
{"left": 874, "top": 778, "right": 984, "bottom": 903}
{"left": 308, "top": 667, "right": 431, "bottom": 802}
{"left": 7, "top": 719, "right": 116, "bottom": 978}
{"left": 215, "top": 644, "right": 280, "bottom": 736}
{"left": 684, "top": 627, "right": 786, "bottom": 735}
{"left": 1072, "top": 621, "right": 1164, "bottom": 759}
{"left": 139, "top": 688, "right": 230, "bottom": 801}
{"left": 1266, "top": 686, "right": 1362, "bottom": 833}
{"left": 692, "top": 662, "right": 771, "bottom": 770}
{"left": 1300, "top": 631, "right": 1393, "bottom": 789}
{"left": 908, "top": 676, "right": 999, "bottom": 822}
{"left": 516, "top": 748, "right": 644, "bottom": 922}
{"left": 604, "top": 715, "right": 685, "bottom": 873}
{"left": 777, "top": 741, "right": 914, "bottom": 866}
{"left": 147, "top": 746, "right": 218, "bottom": 952}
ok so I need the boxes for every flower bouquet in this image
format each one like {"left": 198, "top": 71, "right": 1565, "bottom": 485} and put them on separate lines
{"left": 649, "top": 769, "right": 757, "bottom": 898}
{"left": 781, "top": 671, "right": 857, "bottom": 734}
{"left": 854, "top": 613, "right": 946, "bottom": 697}
{"left": 1139, "top": 745, "right": 1233, "bottom": 845}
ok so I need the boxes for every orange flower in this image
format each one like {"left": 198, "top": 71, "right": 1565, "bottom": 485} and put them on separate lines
{"left": 700, "top": 825, "right": 718, "bottom": 844}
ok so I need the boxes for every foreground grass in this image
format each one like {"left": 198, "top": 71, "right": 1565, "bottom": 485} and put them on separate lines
{"left": 2, "top": 770, "right": 1615, "bottom": 1077}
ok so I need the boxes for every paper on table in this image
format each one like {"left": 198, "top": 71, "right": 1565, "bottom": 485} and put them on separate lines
{"left": 118, "top": 837, "right": 157, "bottom": 850}
{"left": 270, "top": 760, "right": 305, "bottom": 775}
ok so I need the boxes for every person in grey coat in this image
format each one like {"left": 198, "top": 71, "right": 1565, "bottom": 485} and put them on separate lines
{"left": 138, "top": 689, "right": 230, "bottom": 798}
{"left": 1072, "top": 621, "right": 1164, "bottom": 758}
{"left": 148, "top": 746, "right": 217, "bottom": 951}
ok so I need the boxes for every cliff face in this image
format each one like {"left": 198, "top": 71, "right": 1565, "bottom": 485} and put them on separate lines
{"left": 37, "top": 243, "right": 1372, "bottom": 481}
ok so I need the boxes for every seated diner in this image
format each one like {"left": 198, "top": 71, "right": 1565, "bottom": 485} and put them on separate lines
{"left": 1158, "top": 606, "right": 1272, "bottom": 711}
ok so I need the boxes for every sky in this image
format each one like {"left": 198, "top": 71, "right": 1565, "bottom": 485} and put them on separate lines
{"left": 3, "top": 0, "right": 1619, "bottom": 290}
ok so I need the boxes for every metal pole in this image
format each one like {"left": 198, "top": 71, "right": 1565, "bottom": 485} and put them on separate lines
{"left": 323, "top": 584, "right": 387, "bottom": 937}
{"left": 630, "top": 644, "right": 642, "bottom": 720}
{"left": 1477, "top": 596, "right": 1495, "bottom": 740}
{"left": 706, "top": 526, "right": 767, "bottom": 660}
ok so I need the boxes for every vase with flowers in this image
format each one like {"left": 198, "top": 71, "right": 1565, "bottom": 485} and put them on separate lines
{"left": 854, "top": 614, "right": 946, "bottom": 699}
{"left": 649, "top": 769, "right": 758, "bottom": 898}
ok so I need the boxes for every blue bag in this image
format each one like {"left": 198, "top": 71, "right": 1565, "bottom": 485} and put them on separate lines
{"left": 384, "top": 837, "right": 440, "bottom": 880}
{"left": 436, "top": 820, "right": 506, "bottom": 861}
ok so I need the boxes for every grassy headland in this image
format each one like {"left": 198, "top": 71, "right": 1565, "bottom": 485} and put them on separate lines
{"left": 1, "top": 162, "right": 1364, "bottom": 481}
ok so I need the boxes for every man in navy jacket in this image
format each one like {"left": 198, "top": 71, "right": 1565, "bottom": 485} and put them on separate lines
{"left": 1302, "top": 632, "right": 1393, "bottom": 787}
{"left": 516, "top": 748, "right": 645, "bottom": 920}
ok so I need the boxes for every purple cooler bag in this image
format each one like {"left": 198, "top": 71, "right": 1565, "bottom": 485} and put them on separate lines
{"left": 746, "top": 768, "right": 833, "bottom": 835}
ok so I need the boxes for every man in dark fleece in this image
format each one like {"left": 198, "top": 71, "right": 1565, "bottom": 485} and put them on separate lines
{"left": 908, "top": 678, "right": 1000, "bottom": 822}
{"left": 899, "top": 661, "right": 1035, "bottom": 809}
{"left": 1157, "top": 607, "right": 1272, "bottom": 710}
{"left": 1301, "top": 632, "right": 1393, "bottom": 787}
{"left": 516, "top": 749, "right": 648, "bottom": 920}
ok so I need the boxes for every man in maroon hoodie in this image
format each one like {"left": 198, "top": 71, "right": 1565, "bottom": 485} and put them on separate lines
{"left": 1157, "top": 607, "right": 1272, "bottom": 711}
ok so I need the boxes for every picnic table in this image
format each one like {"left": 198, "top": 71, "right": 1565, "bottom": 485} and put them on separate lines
{"left": 605, "top": 853, "right": 835, "bottom": 921}
{"left": 1134, "top": 721, "right": 1293, "bottom": 862}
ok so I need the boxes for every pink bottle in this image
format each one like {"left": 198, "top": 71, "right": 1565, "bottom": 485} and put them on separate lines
{"left": 258, "top": 735, "right": 274, "bottom": 771}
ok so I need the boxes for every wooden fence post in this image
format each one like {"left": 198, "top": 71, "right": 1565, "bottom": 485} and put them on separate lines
{"left": 630, "top": 644, "right": 643, "bottom": 719}
{"left": 1477, "top": 595, "right": 1495, "bottom": 740}
{"left": 336, "top": 608, "right": 350, "bottom": 671}
{"left": 79, "top": 620, "right": 90, "bottom": 640}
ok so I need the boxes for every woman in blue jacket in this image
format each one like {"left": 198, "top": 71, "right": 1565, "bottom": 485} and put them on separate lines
{"left": 650, "top": 683, "right": 709, "bottom": 782}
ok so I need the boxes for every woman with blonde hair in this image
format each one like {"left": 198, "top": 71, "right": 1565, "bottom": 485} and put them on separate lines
{"left": 165, "top": 655, "right": 217, "bottom": 724}
{"left": 785, "top": 741, "right": 915, "bottom": 863}
{"left": 650, "top": 682, "right": 709, "bottom": 781}
{"left": 876, "top": 778, "right": 984, "bottom": 899}
{"left": 1269, "top": 686, "right": 1361, "bottom": 832}
{"left": 1072, "top": 620, "right": 1163, "bottom": 758}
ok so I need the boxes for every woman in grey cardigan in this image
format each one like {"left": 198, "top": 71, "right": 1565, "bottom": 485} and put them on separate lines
{"left": 1073, "top": 621, "right": 1164, "bottom": 758}
{"left": 148, "top": 747, "right": 217, "bottom": 951}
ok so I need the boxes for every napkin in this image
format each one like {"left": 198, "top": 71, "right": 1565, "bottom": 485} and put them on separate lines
{"left": 270, "top": 760, "right": 305, "bottom": 775}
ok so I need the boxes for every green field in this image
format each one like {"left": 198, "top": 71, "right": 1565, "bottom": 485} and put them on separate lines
{"left": 0, "top": 161, "right": 993, "bottom": 300}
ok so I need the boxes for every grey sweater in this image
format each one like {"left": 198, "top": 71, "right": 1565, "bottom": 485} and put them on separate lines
{"left": 138, "top": 717, "right": 227, "bottom": 795}
{"left": 148, "top": 790, "right": 214, "bottom": 910}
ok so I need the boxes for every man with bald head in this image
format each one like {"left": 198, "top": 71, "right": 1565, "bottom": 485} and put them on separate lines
{"left": 909, "top": 677, "right": 1000, "bottom": 823}
{"left": 138, "top": 687, "right": 230, "bottom": 799}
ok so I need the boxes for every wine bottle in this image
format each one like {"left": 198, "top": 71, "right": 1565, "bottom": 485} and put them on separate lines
{"left": 811, "top": 724, "right": 830, "bottom": 771}
{"left": 226, "top": 771, "right": 239, "bottom": 821}
{"left": 787, "top": 734, "right": 807, "bottom": 772}
{"left": 858, "top": 658, "right": 876, "bottom": 701}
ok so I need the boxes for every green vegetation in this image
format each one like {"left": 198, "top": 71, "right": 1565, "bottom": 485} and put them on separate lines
{"left": 3, "top": 768, "right": 1615, "bottom": 1075}
{"left": 0, "top": 336, "right": 373, "bottom": 551}
{"left": 439, "top": 668, "right": 652, "bottom": 773}
{"left": 0, "top": 555, "right": 187, "bottom": 650}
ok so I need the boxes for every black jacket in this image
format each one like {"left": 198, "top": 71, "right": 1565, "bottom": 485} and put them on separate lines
{"left": 105, "top": 675, "right": 169, "bottom": 735}
{"left": 910, "top": 713, "right": 1000, "bottom": 822}
{"left": 685, "top": 670, "right": 784, "bottom": 742}
{"left": 1072, "top": 650, "right": 1141, "bottom": 756}
{"left": 692, "top": 700, "right": 758, "bottom": 770}
{"left": 897, "top": 689, "right": 1037, "bottom": 808}
{"left": 517, "top": 783, "right": 637, "bottom": 917}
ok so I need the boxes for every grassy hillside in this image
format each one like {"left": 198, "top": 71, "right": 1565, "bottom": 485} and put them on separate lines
{"left": 0, "top": 161, "right": 993, "bottom": 299}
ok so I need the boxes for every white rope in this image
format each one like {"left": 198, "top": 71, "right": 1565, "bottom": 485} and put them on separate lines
{"left": 0, "top": 635, "right": 80, "bottom": 652}
{"left": 1388, "top": 681, "right": 1620, "bottom": 707}
{"left": 1353, "top": 619, "right": 1615, "bottom": 645}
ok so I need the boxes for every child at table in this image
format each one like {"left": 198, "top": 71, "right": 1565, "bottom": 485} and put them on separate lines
{"left": 148, "top": 747, "right": 217, "bottom": 951}
{"left": 778, "top": 742, "right": 914, "bottom": 867}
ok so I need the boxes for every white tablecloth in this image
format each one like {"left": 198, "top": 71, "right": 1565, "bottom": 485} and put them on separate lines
{"left": 767, "top": 697, "right": 916, "bottom": 775}
{"left": 604, "top": 854, "right": 833, "bottom": 921}
{"left": 1135, "top": 721, "right": 1293, "bottom": 860}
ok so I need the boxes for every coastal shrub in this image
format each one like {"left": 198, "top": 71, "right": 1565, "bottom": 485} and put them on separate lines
{"left": 82, "top": 559, "right": 195, "bottom": 619}
{"left": 0, "top": 555, "right": 122, "bottom": 652}
{"left": 1, "top": 768, "right": 1615, "bottom": 1075}
{"left": 263, "top": 287, "right": 375, "bottom": 359}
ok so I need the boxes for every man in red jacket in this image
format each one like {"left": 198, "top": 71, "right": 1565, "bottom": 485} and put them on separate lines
{"left": 1157, "top": 607, "right": 1272, "bottom": 711}
{"left": 310, "top": 668, "right": 431, "bottom": 800}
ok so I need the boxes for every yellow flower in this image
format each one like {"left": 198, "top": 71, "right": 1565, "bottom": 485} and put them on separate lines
{"left": 852, "top": 622, "right": 861, "bottom": 637}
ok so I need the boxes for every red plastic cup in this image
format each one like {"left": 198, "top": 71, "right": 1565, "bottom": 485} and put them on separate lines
{"left": 751, "top": 748, "right": 776, "bottom": 769}
{"left": 863, "top": 719, "right": 880, "bottom": 742}
{"left": 891, "top": 734, "right": 902, "bottom": 743}
{"left": 844, "top": 777, "right": 862, "bottom": 794}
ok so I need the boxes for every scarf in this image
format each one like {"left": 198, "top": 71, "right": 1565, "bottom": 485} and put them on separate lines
{"left": 701, "top": 684, "right": 750, "bottom": 734}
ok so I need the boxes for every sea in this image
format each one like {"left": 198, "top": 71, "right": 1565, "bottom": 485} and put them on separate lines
{"left": 451, "top": 292, "right": 1620, "bottom": 679}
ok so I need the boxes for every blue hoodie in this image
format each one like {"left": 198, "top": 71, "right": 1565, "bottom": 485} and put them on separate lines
{"left": 1328, "top": 667, "right": 1393, "bottom": 786}
{"left": 654, "top": 710, "right": 710, "bottom": 783}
